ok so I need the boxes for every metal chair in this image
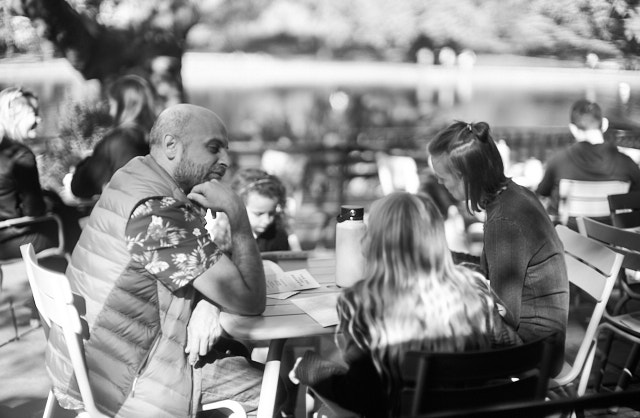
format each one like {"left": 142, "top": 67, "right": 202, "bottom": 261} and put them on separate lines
{"left": 558, "top": 179, "right": 630, "bottom": 227}
{"left": 576, "top": 217, "right": 640, "bottom": 398}
{"left": 608, "top": 190, "right": 640, "bottom": 229}
{"left": 551, "top": 225, "right": 624, "bottom": 396}
{"left": 0, "top": 214, "right": 67, "bottom": 291}
{"left": 401, "top": 335, "right": 555, "bottom": 416}
{"left": 20, "top": 243, "right": 246, "bottom": 418}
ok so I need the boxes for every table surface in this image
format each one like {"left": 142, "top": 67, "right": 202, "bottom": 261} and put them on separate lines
{"left": 220, "top": 252, "right": 340, "bottom": 341}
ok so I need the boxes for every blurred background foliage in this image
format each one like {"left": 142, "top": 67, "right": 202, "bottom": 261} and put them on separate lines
{"left": 1, "top": 0, "right": 640, "bottom": 66}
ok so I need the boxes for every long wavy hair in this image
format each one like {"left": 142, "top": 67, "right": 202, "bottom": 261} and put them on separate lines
{"left": 336, "top": 192, "right": 494, "bottom": 415}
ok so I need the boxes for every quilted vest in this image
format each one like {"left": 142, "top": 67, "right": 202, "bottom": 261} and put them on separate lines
{"left": 46, "top": 155, "right": 197, "bottom": 417}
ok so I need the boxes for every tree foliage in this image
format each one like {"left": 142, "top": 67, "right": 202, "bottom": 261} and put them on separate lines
{"left": 2, "top": 0, "right": 640, "bottom": 88}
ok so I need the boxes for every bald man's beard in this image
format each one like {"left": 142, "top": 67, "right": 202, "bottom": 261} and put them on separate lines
{"left": 174, "top": 159, "right": 212, "bottom": 193}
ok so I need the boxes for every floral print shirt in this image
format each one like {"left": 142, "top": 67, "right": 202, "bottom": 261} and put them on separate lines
{"left": 125, "top": 196, "right": 222, "bottom": 291}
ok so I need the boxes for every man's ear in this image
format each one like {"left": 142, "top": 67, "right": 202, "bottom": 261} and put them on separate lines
{"left": 601, "top": 117, "right": 609, "bottom": 133}
{"left": 569, "top": 123, "right": 582, "bottom": 140}
{"left": 163, "top": 134, "right": 180, "bottom": 160}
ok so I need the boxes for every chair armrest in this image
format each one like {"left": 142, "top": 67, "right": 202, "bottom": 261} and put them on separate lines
{"left": 0, "top": 214, "right": 66, "bottom": 258}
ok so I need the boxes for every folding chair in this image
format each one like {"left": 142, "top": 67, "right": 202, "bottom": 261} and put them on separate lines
{"left": 576, "top": 217, "right": 640, "bottom": 397}
{"left": 20, "top": 243, "right": 246, "bottom": 418}
{"left": 0, "top": 214, "right": 67, "bottom": 290}
{"left": 401, "top": 335, "right": 555, "bottom": 416}
{"left": 608, "top": 191, "right": 640, "bottom": 230}
{"left": 552, "top": 225, "right": 624, "bottom": 397}
{"left": 558, "top": 179, "right": 630, "bottom": 227}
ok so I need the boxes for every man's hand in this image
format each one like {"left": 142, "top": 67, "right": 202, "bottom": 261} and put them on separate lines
{"left": 185, "top": 299, "right": 223, "bottom": 366}
{"left": 188, "top": 180, "right": 243, "bottom": 216}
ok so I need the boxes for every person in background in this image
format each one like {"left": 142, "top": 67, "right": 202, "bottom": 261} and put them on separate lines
{"left": 46, "top": 104, "right": 270, "bottom": 417}
{"left": 428, "top": 120, "right": 569, "bottom": 375}
{"left": 289, "top": 192, "right": 510, "bottom": 417}
{"left": 0, "top": 86, "right": 81, "bottom": 258}
{"left": 70, "top": 74, "right": 156, "bottom": 198}
{"left": 536, "top": 99, "right": 640, "bottom": 224}
{"left": 207, "top": 167, "right": 295, "bottom": 254}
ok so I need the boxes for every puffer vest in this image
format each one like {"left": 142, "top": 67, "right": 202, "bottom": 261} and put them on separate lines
{"left": 46, "top": 155, "right": 197, "bottom": 417}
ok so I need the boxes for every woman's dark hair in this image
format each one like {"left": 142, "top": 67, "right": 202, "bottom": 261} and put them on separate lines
{"left": 427, "top": 121, "right": 507, "bottom": 212}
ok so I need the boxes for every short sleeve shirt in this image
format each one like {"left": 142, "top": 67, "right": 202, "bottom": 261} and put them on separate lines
{"left": 125, "top": 196, "right": 222, "bottom": 292}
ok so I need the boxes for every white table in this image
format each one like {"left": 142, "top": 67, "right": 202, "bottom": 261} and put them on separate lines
{"left": 220, "top": 251, "right": 339, "bottom": 418}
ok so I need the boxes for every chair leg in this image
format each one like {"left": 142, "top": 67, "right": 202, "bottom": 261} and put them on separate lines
{"left": 607, "top": 343, "right": 640, "bottom": 415}
{"left": 594, "top": 330, "right": 616, "bottom": 391}
{"left": 9, "top": 297, "right": 19, "bottom": 341}
{"left": 43, "top": 389, "right": 56, "bottom": 418}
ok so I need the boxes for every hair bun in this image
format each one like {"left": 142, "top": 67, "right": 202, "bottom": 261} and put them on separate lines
{"left": 474, "top": 122, "right": 491, "bottom": 143}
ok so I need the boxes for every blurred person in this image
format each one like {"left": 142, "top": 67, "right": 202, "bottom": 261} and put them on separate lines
{"left": 289, "top": 192, "right": 515, "bottom": 417}
{"left": 0, "top": 86, "right": 81, "bottom": 258}
{"left": 70, "top": 74, "right": 156, "bottom": 198}
{"left": 46, "top": 104, "right": 273, "bottom": 417}
{"left": 536, "top": 99, "right": 640, "bottom": 224}
{"left": 207, "top": 167, "right": 296, "bottom": 254}
{"left": 429, "top": 121, "right": 569, "bottom": 376}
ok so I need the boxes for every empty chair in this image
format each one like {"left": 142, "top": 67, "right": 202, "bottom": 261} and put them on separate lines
{"left": 557, "top": 179, "right": 630, "bottom": 227}
{"left": 552, "top": 225, "right": 624, "bottom": 396}
{"left": 401, "top": 335, "right": 555, "bottom": 416}
{"left": 608, "top": 190, "right": 640, "bottom": 230}
{"left": 20, "top": 243, "right": 246, "bottom": 418}
{"left": 576, "top": 217, "right": 640, "bottom": 396}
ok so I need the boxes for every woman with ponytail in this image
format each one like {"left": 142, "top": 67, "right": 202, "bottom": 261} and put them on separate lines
{"left": 428, "top": 120, "right": 569, "bottom": 376}
{"left": 289, "top": 192, "right": 506, "bottom": 417}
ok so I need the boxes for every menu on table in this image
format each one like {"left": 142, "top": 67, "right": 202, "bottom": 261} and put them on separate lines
{"left": 264, "top": 260, "right": 320, "bottom": 298}
{"left": 290, "top": 293, "right": 340, "bottom": 327}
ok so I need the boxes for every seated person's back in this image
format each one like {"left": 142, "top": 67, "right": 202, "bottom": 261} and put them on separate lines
{"left": 290, "top": 193, "right": 515, "bottom": 417}
{"left": 536, "top": 99, "right": 640, "bottom": 217}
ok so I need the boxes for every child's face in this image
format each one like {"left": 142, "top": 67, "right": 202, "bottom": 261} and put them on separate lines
{"left": 245, "top": 191, "right": 279, "bottom": 237}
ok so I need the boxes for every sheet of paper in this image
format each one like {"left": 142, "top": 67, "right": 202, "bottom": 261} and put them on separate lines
{"left": 290, "top": 293, "right": 340, "bottom": 327}
{"left": 264, "top": 260, "right": 320, "bottom": 295}
{"left": 267, "top": 291, "right": 299, "bottom": 300}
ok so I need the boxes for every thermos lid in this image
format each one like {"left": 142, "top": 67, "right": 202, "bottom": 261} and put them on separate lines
{"left": 337, "top": 205, "right": 364, "bottom": 222}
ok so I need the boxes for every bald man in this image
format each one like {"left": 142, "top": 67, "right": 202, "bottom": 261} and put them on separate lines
{"left": 46, "top": 104, "right": 267, "bottom": 417}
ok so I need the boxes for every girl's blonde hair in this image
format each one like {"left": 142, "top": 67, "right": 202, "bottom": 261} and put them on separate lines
{"left": 336, "top": 192, "right": 494, "bottom": 415}
{"left": 0, "top": 87, "right": 38, "bottom": 142}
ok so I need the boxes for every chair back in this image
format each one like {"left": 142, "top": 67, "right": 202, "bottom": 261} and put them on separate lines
{"left": 553, "top": 225, "right": 624, "bottom": 393}
{"left": 558, "top": 179, "right": 630, "bottom": 225}
{"left": 608, "top": 191, "right": 640, "bottom": 229}
{"left": 576, "top": 216, "right": 640, "bottom": 314}
{"left": 20, "top": 243, "right": 108, "bottom": 418}
{"left": 401, "top": 336, "right": 555, "bottom": 416}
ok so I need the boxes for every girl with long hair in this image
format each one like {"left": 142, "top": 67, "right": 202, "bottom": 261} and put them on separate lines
{"left": 290, "top": 192, "right": 501, "bottom": 417}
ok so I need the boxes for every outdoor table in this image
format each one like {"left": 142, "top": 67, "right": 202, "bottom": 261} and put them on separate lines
{"left": 220, "top": 251, "right": 340, "bottom": 418}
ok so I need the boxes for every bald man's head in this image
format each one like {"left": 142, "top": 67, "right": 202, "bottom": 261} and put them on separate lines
{"left": 148, "top": 103, "right": 231, "bottom": 192}
{"left": 149, "top": 103, "right": 226, "bottom": 150}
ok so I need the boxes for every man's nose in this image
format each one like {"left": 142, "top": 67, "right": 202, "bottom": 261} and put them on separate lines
{"left": 219, "top": 149, "right": 230, "bottom": 167}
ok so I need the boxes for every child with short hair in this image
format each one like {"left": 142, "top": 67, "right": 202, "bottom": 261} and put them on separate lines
{"left": 207, "top": 168, "right": 293, "bottom": 253}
